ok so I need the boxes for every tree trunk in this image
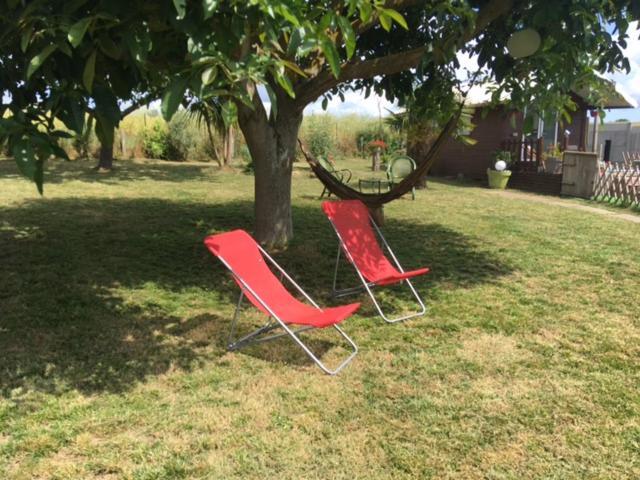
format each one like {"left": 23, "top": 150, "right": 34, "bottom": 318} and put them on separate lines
{"left": 223, "top": 125, "right": 235, "bottom": 164}
{"left": 372, "top": 148, "right": 381, "bottom": 171}
{"left": 95, "top": 124, "right": 115, "bottom": 171}
{"left": 237, "top": 98, "right": 302, "bottom": 248}
{"left": 96, "top": 142, "right": 114, "bottom": 170}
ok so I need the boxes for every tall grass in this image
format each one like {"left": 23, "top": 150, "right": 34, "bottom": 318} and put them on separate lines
{"left": 57, "top": 109, "right": 404, "bottom": 164}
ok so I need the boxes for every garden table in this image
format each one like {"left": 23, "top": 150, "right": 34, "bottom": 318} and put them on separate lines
{"left": 358, "top": 178, "right": 391, "bottom": 194}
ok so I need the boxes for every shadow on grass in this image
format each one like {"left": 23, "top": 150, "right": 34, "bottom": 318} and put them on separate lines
{"left": 0, "top": 158, "right": 226, "bottom": 185}
{"left": 0, "top": 197, "right": 513, "bottom": 396}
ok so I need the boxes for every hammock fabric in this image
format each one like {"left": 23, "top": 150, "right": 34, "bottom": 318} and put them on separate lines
{"left": 299, "top": 112, "right": 461, "bottom": 208}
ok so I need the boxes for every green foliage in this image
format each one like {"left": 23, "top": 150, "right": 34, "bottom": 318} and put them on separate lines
{"left": 240, "top": 145, "right": 254, "bottom": 174}
{"left": 1, "top": 0, "right": 639, "bottom": 197}
{"left": 167, "top": 111, "right": 210, "bottom": 162}
{"left": 141, "top": 112, "right": 213, "bottom": 162}
{"left": 142, "top": 124, "right": 173, "bottom": 161}
{"left": 305, "top": 116, "right": 335, "bottom": 159}
{"left": 356, "top": 124, "right": 405, "bottom": 157}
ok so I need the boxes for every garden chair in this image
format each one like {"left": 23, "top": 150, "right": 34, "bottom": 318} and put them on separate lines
{"left": 318, "top": 156, "right": 352, "bottom": 199}
{"left": 321, "top": 200, "right": 429, "bottom": 324}
{"left": 386, "top": 155, "right": 417, "bottom": 200}
{"left": 204, "top": 229, "right": 359, "bottom": 375}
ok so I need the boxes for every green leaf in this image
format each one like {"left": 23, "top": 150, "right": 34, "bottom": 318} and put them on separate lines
{"left": 20, "top": 25, "right": 34, "bottom": 53}
{"left": 281, "top": 60, "right": 307, "bottom": 78}
{"left": 201, "top": 66, "right": 217, "bottom": 86}
{"left": 57, "top": 98, "right": 85, "bottom": 134}
{"left": 274, "top": 70, "right": 295, "bottom": 98}
{"left": 125, "top": 28, "right": 151, "bottom": 64}
{"left": 277, "top": 5, "right": 299, "bottom": 26}
{"left": 98, "top": 34, "right": 122, "bottom": 59}
{"left": 382, "top": 8, "right": 408, "bottom": 30}
{"left": 93, "top": 85, "right": 121, "bottom": 126}
{"left": 378, "top": 13, "right": 391, "bottom": 32}
{"left": 337, "top": 17, "right": 356, "bottom": 59}
{"left": 51, "top": 130, "right": 74, "bottom": 139}
{"left": 83, "top": 50, "right": 97, "bottom": 93}
{"left": 51, "top": 144, "right": 70, "bottom": 161}
{"left": 161, "top": 77, "right": 188, "bottom": 121}
{"left": 173, "top": 0, "right": 186, "bottom": 19}
{"left": 26, "top": 45, "right": 57, "bottom": 79}
{"left": 67, "top": 17, "right": 92, "bottom": 48}
{"left": 56, "top": 40, "right": 72, "bottom": 57}
{"left": 202, "top": 0, "right": 218, "bottom": 19}
{"left": 359, "top": 3, "right": 372, "bottom": 23}
{"left": 220, "top": 101, "right": 237, "bottom": 128}
{"left": 319, "top": 34, "right": 341, "bottom": 78}
{"left": 286, "top": 29, "right": 302, "bottom": 57}
{"left": 11, "top": 137, "right": 45, "bottom": 194}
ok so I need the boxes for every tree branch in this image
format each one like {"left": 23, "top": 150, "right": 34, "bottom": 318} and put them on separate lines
{"left": 294, "top": 0, "right": 513, "bottom": 107}
{"left": 122, "top": 91, "right": 158, "bottom": 117}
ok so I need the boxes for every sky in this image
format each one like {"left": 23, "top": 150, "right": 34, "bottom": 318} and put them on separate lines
{"left": 302, "top": 21, "right": 640, "bottom": 123}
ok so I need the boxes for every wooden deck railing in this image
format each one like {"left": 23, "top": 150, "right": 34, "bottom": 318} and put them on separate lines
{"left": 500, "top": 138, "right": 544, "bottom": 173}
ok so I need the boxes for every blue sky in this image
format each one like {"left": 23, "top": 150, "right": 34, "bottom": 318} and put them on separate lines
{"left": 305, "top": 21, "right": 640, "bottom": 123}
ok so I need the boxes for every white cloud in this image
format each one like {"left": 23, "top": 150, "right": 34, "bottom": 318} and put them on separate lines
{"left": 254, "top": 85, "right": 399, "bottom": 118}
{"left": 304, "top": 90, "right": 399, "bottom": 117}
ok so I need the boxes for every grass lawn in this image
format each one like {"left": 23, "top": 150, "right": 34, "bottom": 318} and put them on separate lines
{"left": 1, "top": 156, "right": 639, "bottom": 479}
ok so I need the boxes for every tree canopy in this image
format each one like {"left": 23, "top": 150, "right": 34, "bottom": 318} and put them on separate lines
{"left": 1, "top": 0, "right": 639, "bottom": 244}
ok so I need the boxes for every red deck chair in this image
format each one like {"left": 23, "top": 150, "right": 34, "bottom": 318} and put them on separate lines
{"left": 204, "top": 229, "right": 359, "bottom": 375}
{"left": 322, "top": 200, "right": 429, "bottom": 323}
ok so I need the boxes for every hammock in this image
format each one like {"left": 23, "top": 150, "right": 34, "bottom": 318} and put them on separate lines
{"left": 299, "top": 110, "right": 461, "bottom": 208}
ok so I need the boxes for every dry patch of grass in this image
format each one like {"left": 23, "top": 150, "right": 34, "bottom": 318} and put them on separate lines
{"left": 458, "top": 331, "right": 529, "bottom": 369}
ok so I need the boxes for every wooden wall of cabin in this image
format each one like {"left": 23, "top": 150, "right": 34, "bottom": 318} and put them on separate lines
{"left": 430, "top": 106, "right": 522, "bottom": 180}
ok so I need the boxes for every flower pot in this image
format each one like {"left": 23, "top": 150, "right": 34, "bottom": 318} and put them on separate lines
{"left": 487, "top": 168, "right": 511, "bottom": 189}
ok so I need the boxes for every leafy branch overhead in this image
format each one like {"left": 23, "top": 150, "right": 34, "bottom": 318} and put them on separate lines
{"left": 1, "top": 0, "right": 639, "bottom": 193}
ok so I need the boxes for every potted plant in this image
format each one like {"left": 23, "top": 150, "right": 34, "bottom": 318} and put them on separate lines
{"left": 487, "top": 150, "right": 512, "bottom": 189}
{"left": 543, "top": 144, "right": 563, "bottom": 174}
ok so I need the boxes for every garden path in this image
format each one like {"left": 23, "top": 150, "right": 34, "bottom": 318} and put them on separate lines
{"left": 490, "top": 189, "right": 640, "bottom": 224}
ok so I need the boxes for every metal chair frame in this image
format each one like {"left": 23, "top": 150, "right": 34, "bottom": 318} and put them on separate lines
{"left": 217, "top": 243, "right": 358, "bottom": 375}
{"left": 318, "top": 157, "right": 353, "bottom": 199}
{"left": 326, "top": 213, "right": 426, "bottom": 324}
{"left": 386, "top": 155, "right": 417, "bottom": 200}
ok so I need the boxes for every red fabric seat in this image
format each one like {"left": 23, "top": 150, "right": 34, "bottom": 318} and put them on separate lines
{"left": 321, "top": 200, "right": 429, "bottom": 286}
{"left": 204, "top": 230, "right": 360, "bottom": 328}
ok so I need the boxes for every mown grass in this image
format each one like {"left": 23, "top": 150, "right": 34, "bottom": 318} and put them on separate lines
{"left": 1, "top": 156, "right": 639, "bottom": 479}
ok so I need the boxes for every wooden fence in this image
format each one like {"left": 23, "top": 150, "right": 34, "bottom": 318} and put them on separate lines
{"left": 500, "top": 138, "right": 544, "bottom": 173}
{"left": 622, "top": 151, "right": 640, "bottom": 165}
{"left": 592, "top": 157, "right": 640, "bottom": 206}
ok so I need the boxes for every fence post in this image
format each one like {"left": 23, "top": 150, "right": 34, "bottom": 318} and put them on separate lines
{"left": 536, "top": 137, "right": 543, "bottom": 171}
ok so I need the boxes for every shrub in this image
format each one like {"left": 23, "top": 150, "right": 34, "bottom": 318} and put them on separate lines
{"left": 142, "top": 124, "right": 172, "bottom": 160}
{"left": 304, "top": 115, "right": 335, "bottom": 159}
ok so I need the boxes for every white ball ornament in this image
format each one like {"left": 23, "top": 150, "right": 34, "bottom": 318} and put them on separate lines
{"left": 495, "top": 160, "right": 507, "bottom": 171}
